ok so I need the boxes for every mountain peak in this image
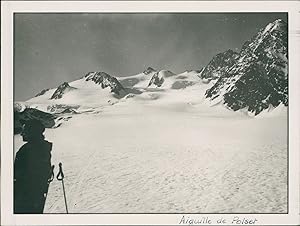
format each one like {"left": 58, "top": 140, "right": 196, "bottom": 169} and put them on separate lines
{"left": 205, "top": 18, "right": 288, "bottom": 115}
{"left": 143, "top": 67, "right": 156, "bottom": 75}
{"left": 51, "top": 82, "right": 76, "bottom": 100}
{"left": 84, "top": 71, "right": 125, "bottom": 95}
{"left": 272, "top": 18, "right": 286, "bottom": 27}
{"left": 60, "top": 82, "right": 71, "bottom": 88}
{"left": 261, "top": 18, "right": 287, "bottom": 35}
{"left": 85, "top": 71, "right": 110, "bottom": 80}
{"left": 35, "top": 88, "right": 50, "bottom": 97}
{"left": 273, "top": 18, "right": 285, "bottom": 24}
{"left": 147, "top": 70, "right": 175, "bottom": 87}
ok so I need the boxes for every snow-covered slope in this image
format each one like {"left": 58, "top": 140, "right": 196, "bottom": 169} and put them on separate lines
{"left": 19, "top": 68, "right": 209, "bottom": 130}
{"left": 14, "top": 84, "right": 288, "bottom": 213}
{"left": 118, "top": 67, "right": 157, "bottom": 88}
{"left": 119, "top": 67, "right": 202, "bottom": 89}
{"left": 51, "top": 82, "right": 77, "bottom": 100}
{"left": 14, "top": 60, "right": 288, "bottom": 212}
{"left": 18, "top": 19, "right": 287, "bottom": 121}
{"left": 170, "top": 70, "right": 203, "bottom": 90}
{"left": 27, "top": 71, "right": 126, "bottom": 107}
{"left": 83, "top": 71, "right": 125, "bottom": 95}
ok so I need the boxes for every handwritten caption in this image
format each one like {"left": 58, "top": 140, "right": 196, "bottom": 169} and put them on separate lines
{"left": 179, "top": 215, "right": 258, "bottom": 225}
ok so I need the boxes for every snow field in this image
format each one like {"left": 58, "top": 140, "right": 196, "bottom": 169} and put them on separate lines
{"left": 14, "top": 70, "right": 287, "bottom": 213}
{"left": 14, "top": 100, "right": 287, "bottom": 213}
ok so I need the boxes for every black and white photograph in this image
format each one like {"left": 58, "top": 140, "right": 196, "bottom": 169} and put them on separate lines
{"left": 13, "top": 12, "right": 288, "bottom": 214}
{"left": 1, "top": 1, "right": 300, "bottom": 225}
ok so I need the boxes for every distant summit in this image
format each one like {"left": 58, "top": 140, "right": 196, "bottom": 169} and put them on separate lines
{"left": 51, "top": 82, "right": 76, "bottom": 100}
{"left": 27, "top": 19, "right": 287, "bottom": 116}
{"left": 84, "top": 72, "right": 125, "bottom": 95}
{"left": 148, "top": 70, "right": 175, "bottom": 87}
{"left": 35, "top": 88, "right": 50, "bottom": 97}
{"left": 143, "top": 67, "right": 156, "bottom": 75}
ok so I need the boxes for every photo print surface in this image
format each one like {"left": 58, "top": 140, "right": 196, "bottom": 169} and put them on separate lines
{"left": 13, "top": 13, "right": 288, "bottom": 214}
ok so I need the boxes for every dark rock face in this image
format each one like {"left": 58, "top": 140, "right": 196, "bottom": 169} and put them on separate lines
{"left": 84, "top": 72, "right": 125, "bottom": 95}
{"left": 60, "top": 108, "right": 78, "bottom": 114}
{"left": 148, "top": 73, "right": 165, "bottom": 87}
{"left": 199, "top": 49, "right": 239, "bottom": 81}
{"left": 35, "top": 88, "right": 50, "bottom": 97}
{"left": 14, "top": 108, "right": 56, "bottom": 134}
{"left": 143, "top": 67, "right": 156, "bottom": 75}
{"left": 50, "top": 82, "right": 76, "bottom": 100}
{"left": 148, "top": 70, "right": 175, "bottom": 87}
{"left": 46, "top": 104, "right": 80, "bottom": 114}
{"left": 205, "top": 19, "right": 288, "bottom": 115}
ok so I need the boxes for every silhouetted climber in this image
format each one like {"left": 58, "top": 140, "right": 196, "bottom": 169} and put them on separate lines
{"left": 14, "top": 119, "right": 53, "bottom": 214}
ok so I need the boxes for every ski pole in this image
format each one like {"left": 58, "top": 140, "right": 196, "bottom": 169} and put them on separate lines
{"left": 56, "top": 162, "right": 69, "bottom": 213}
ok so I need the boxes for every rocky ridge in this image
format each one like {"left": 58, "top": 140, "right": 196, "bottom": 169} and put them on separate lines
{"left": 204, "top": 19, "right": 288, "bottom": 115}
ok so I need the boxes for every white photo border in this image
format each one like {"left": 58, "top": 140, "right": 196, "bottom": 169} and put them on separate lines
{"left": 1, "top": 1, "right": 300, "bottom": 225}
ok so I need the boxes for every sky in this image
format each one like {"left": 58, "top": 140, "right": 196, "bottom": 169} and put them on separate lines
{"left": 14, "top": 13, "right": 287, "bottom": 101}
